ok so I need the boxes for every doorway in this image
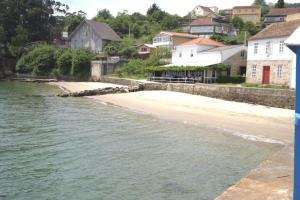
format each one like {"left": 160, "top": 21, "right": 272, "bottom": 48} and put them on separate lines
{"left": 262, "top": 66, "right": 270, "bottom": 84}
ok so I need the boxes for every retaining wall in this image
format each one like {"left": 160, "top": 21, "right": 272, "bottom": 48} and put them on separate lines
{"left": 100, "top": 77, "right": 295, "bottom": 109}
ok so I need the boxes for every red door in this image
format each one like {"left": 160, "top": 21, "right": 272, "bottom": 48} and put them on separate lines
{"left": 262, "top": 66, "right": 270, "bottom": 84}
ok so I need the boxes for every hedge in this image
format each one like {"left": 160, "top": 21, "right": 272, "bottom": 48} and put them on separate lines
{"left": 217, "top": 76, "right": 246, "bottom": 84}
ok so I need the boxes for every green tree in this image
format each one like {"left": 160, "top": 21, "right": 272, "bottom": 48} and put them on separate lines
{"left": 103, "top": 41, "right": 120, "bottom": 56}
{"left": 64, "top": 11, "right": 86, "bottom": 33}
{"left": 275, "top": 0, "right": 285, "bottom": 8}
{"left": 231, "top": 16, "right": 244, "bottom": 30}
{"left": 253, "top": 0, "right": 270, "bottom": 17}
{"left": 147, "top": 3, "right": 161, "bottom": 16}
{"left": 243, "top": 21, "right": 258, "bottom": 35}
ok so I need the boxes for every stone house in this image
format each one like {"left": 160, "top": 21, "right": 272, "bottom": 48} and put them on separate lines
{"left": 264, "top": 8, "right": 300, "bottom": 25}
{"left": 232, "top": 6, "right": 261, "bottom": 25}
{"left": 152, "top": 31, "right": 198, "bottom": 49}
{"left": 137, "top": 44, "right": 156, "bottom": 59}
{"left": 189, "top": 16, "right": 233, "bottom": 38}
{"left": 246, "top": 20, "right": 300, "bottom": 88}
{"left": 69, "top": 20, "right": 122, "bottom": 53}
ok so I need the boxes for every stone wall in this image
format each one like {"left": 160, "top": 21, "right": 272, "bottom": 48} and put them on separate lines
{"left": 101, "top": 77, "right": 295, "bottom": 109}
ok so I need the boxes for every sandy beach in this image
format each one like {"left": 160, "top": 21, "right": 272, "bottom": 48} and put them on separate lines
{"left": 50, "top": 81, "right": 295, "bottom": 199}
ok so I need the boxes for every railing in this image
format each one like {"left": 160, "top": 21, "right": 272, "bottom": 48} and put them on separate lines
{"left": 149, "top": 77, "right": 217, "bottom": 84}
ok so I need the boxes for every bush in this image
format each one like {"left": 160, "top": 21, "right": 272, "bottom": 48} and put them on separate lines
{"left": 116, "top": 59, "right": 146, "bottom": 77}
{"left": 16, "top": 45, "right": 56, "bottom": 75}
{"left": 71, "top": 49, "right": 96, "bottom": 78}
{"left": 56, "top": 49, "right": 73, "bottom": 75}
{"left": 217, "top": 76, "right": 246, "bottom": 84}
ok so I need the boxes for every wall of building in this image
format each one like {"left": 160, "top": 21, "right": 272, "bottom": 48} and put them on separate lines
{"left": 223, "top": 50, "right": 247, "bottom": 76}
{"left": 70, "top": 22, "right": 103, "bottom": 53}
{"left": 287, "top": 13, "right": 300, "bottom": 21}
{"left": 247, "top": 38, "right": 296, "bottom": 88}
{"left": 100, "top": 77, "right": 295, "bottom": 109}
{"left": 232, "top": 7, "right": 261, "bottom": 24}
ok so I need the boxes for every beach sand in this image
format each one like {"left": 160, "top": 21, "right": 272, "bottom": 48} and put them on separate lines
{"left": 50, "top": 81, "right": 294, "bottom": 199}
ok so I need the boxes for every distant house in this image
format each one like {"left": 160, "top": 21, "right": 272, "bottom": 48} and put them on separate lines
{"left": 152, "top": 31, "right": 198, "bottom": 49}
{"left": 246, "top": 20, "right": 300, "bottom": 88}
{"left": 69, "top": 20, "right": 122, "bottom": 53}
{"left": 189, "top": 17, "right": 233, "bottom": 37}
{"left": 265, "top": 8, "right": 300, "bottom": 25}
{"left": 171, "top": 38, "right": 247, "bottom": 77}
{"left": 137, "top": 44, "right": 156, "bottom": 59}
{"left": 191, "top": 5, "right": 218, "bottom": 18}
{"left": 232, "top": 6, "right": 261, "bottom": 25}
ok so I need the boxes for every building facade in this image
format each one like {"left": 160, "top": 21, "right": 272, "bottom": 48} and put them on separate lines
{"left": 152, "top": 32, "right": 198, "bottom": 49}
{"left": 246, "top": 20, "right": 300, "bottom": 88}
{"left": 137, "top": 44, "right": 156, "bottom": 59}
{"left": 69, "top": 20, "right": 122, "bottom": 53}
{"left": 191, "top": 5, "right": 217, "bottom": 18}
{"left": 232, "top": 6, "right": 261, "bottom": 25}
{"left": 190, "top": 17, "right": 233, "bottom": 37}
{"left": 265, "top": 8, "right": 300, "bottom": 25}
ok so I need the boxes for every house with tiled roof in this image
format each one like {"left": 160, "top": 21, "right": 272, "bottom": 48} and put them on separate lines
{"left": 189, "top": 16, "right": 233, "bottom": 37}
{"left": 265, "top": 8, "right": 300, "bottom": 25}
{"left": 69, "top": 20, "right": 122, "bottom": 53}
{"left": 170, "top": 38, "right": 247, "bottom": 78}
{"left": 191, "top": 5, "right": 218, "bottom": 18}
{"left": 152, "top": 31, "right": 198, "bottom": 49}
{"left": 246, "top": 20, "right": 300, "bottom": 88}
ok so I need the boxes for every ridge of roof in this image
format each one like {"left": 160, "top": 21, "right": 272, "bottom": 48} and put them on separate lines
{"left": 177, "top": 37, "right": 225, "bottom": 47}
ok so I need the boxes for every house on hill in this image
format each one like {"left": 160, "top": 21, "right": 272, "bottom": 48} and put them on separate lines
{"left": 189, "top": 17, "right": 233, "bottom": 37}
{"left": 265, "top": 8, "right": 300, "bottom": 25}
{"left": 232, "top": 6, "right": 261, "bottom": 25}
{"left": 69, "top": 20, "right": 122, "bottom": 53}
{"left": 152, "top": 31, "right": 198, "bottom": 49}
{"left": 191, "top": 5, "right": 218, "bottom": 18}
{"left": 137, "top": 44, "right": 156, "bottom": 59}
{"left": 246, "top": 20, "right": 300, "bottom": 88}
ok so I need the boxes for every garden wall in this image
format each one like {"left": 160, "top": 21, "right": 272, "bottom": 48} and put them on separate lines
{"left": 100, "top": 77, "right": 295, "bottom": 109}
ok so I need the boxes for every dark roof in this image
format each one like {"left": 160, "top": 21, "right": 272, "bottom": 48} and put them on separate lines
{"left": 266, "top": 8, "right": 300, "bottom": 16}
{"left": 206, "top": 45, "right": 244, "bottom": 52}
{"left": 86, "top": 20, "right": 122, "bottom": 41}
{"left": 190, "top": 17, "right": 214, "bottom": 26}
{"left": 70, "top": 20, "right": 122, "bottom": 42}
{"left": 250, "top": 20, "right": 300, "bottom": 40}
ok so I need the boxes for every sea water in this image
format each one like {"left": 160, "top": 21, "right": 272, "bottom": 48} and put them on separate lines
{"left": 0, "top": 82, "right": 280, "bottom": 200}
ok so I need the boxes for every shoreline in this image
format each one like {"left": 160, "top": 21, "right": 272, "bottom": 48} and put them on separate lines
{"left": 49, "top": 81, "right": 294, "bottom": 199}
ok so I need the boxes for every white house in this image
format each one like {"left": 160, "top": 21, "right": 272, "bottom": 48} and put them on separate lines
{"left": 69, "top": 20, "right": 122, "bottom": 53}
{"left": 246, "top": 20, "right": 300, "bottom": 88}
{"left": 152, "top": 31, "right": 198, "bottom": 49}
{"left": 191, "top": 5, "right": 218, "bottom": 18}
{"left": 171, "top": 38, "right": 247, "bottom": 76}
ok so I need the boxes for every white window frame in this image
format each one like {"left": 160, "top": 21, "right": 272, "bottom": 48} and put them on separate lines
{"left": 279, "top": 41, "right": 284, "bottom": 53}
{"left": 252, "top": 64, "right": 257, "bottom": 78}
{"left": 277, "top": 64, "right": 283, "bottom": 79}
{"left": 254, "top": 43, "right": 258, "bottom": 54}
{"left": 266, "top": 41, "right": 272, "bottom": 56}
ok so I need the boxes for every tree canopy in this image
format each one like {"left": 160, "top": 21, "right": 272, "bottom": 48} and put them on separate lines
{"left": 275, "top": 0, "right": 285, "bottom": 8}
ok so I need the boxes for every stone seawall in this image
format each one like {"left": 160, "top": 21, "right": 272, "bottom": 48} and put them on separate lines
{"left": 100, "top": 77, "right": 295, "bottom": 109}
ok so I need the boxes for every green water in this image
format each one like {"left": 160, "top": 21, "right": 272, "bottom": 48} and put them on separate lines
{"left": 0, "top": 82, "right": 280, "bottom": 200}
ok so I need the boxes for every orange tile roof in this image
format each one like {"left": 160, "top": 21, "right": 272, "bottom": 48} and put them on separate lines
{"left": 178, "top": 37, "right": 225, "bottom": 47}
{"left": 160, "top": 31, "right": 198, "bottom": 39}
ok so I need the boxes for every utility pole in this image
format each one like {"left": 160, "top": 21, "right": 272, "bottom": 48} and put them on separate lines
{"left": 285, "top": 26, "right": 300, "bottom": 200}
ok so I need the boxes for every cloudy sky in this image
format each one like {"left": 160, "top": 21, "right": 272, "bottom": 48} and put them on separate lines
{"left": 60, "top": 0, "right": 300, "bottom": 19}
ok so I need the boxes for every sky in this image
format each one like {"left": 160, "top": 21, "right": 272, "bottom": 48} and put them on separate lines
{"left": 60, "top": 0, "right": 300, "bottom": 19}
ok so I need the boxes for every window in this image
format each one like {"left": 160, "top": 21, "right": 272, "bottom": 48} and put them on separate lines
{"left": 266, "top": 41, "right": 272, "bottom": 56}
{"left": 190, "top": 50, "right": 194, "bottom": 57}
{"left": 241, "top": 50, "right": 245, "bottom": 57}
{"left": 254, "top": 43, "right": 258, "bottom": 54}
{"left": 277, "top": 64, "right": 283, "bottom": 79}
{"left": 141, "top": 47, "right": 148, "bottom": 52}
{"left": 279, "top": 41, "right": 284, "bottom": 53}
{"left": 179, "top": 52, "right": 182, "bottom": 58}
{"left": 252, "top": 65, "right": 257, "bottom": 78}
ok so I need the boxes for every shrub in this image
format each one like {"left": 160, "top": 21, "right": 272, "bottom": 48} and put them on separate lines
{"left": 56, "top": 49, "right": 73, "bottom": 75}
{"left": 217, "top": 76, "right": 246, "bottom": 84}
{"left": 16, "top": 45, "right": 56, "bottom": 75}
{"left": 116, "top": 59, "right": 146, "bottom": 77}
{"left": 71, "top": 49, "right": 96, "bottom": 78}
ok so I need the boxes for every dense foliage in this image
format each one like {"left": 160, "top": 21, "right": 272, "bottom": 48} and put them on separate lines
{"left": 217, "top": 76, "right": 246, "bottom": 84}
{"left": 16, "top": 45, "right": 96, "bottom": 78}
